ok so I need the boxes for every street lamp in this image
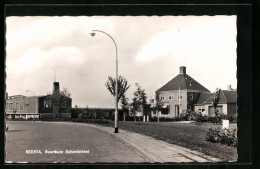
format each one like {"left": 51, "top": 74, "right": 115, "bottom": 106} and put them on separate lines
{"left": 26, "top": 90, "right": 36, "bottom": 122}
{"left": 90, "top": 30, "right": 119, "bottom": 133}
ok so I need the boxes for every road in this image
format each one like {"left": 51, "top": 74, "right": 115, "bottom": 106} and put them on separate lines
{"left": 5, "top": 121, "right": 220, "bottom": 163}
{"left": 5, "top": 121, "right": 147, "bottom": 163}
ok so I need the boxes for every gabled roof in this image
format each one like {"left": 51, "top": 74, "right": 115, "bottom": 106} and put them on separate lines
{"left": 222, "top": 90, "right": 237, "bottom": 103}
{"left": 194, "top": 93, "right": 212, "bottom": 105}
{"left": 157, "top": 73, "right": 210, "bottom": 92}
{"left": 194, "top": 90, "right": 237, "bottom": 105}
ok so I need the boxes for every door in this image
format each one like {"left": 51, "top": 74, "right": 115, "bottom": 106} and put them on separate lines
{"left": 175, "top": 105, "right": 180, "bottom": 117}
{"left": 209, "top": 106, "right": 223, "bottom": 116}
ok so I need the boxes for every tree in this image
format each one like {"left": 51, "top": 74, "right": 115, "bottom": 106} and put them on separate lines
{"left": 105, "top": 75, "right": 130, "bottom": 103}
{"left": 45, "top": 87, "right": 71, "bottom": 120}
{"left": 120, "top": 94, "right": 129, "bottom": 122}
{"left": 212, "top": 88, "right": 222, "bottom": 123}
{"left": 131, "top": 83, "right": 147, "bottom": 122}
{"left": 154, "top": 91, "right": 163, "bottom": 123}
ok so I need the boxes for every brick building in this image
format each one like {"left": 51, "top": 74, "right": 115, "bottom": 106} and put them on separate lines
{"left": 5, "top": 82, "right": 72, "bottom": 120}
{"left": 193, "top": 86, "right": 237, "bottom": 117}
{"left": 152, "top": 66, "right": 210, "bottom": 118}
{"left": 152, "top": 66, "right": 237, "bottom": 118}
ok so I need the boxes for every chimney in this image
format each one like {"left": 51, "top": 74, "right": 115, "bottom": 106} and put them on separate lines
{"left": 227, "top": 85, "right": 232, "bottom": 91}
{"left": 179, "top": 66, "right": 186, "bottom": 74}
{"left": 53, "top": 82, "right": 60, "bottom": 94}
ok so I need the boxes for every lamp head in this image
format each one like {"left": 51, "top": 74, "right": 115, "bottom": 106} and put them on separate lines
{"left": 90, "top": 32, "right": 96, "bottom": 36}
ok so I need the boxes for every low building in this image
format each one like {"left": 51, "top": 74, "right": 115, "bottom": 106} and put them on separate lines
{"left": 71, "top": 107, "right": 125, "bottom": 120}
{"left": 5, "top": 81, "right": 72, "bottom": 120}
{"left": 193, "top": 87, "right": 237, "bottom": 117}
{"left": 6, "top": 95, "right": 40, "bottom": 120}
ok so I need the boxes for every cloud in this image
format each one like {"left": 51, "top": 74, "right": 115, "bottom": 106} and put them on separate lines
{"left": 7, "top": 46, "right": 86, "bottom": 74}
{"left": 135, "top": 30, "right": 175, "bottom": 62}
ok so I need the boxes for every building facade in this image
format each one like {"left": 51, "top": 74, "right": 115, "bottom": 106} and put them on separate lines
{"left": 6, "top": 95, "right": 40, "bottom": 120}
{"left": 152, "top": 66, "right": 211, "bottom": 118}
{"left": 5, "top": 82, "right": 72, "bottom": 120}
{"left": 193, "top": 88, "right": 237, "bottom": 117}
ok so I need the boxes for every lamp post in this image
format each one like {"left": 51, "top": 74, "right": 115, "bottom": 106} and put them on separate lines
{"left": 90, "top": 30, "right": 119, "bottom": 133}
{"left": 26, "top": 90, "right": 36, "bottom": 122}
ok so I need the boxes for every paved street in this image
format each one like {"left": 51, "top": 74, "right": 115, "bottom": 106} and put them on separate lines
{"left": 5, "top": 121, "right": 147, "bottom": 163}
{"left": 5, "top": 121, "right": 220, "bottom": 163}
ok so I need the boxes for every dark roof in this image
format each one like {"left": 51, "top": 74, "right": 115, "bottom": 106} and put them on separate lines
{"left": 222, "top": 90, "right": 237, "bottom": 103}
{"left": 157, "top": 73, "right": 210, "bottom": 92}
{"left": 194, "top": 90, "right": 237, "bottom": 105}
{"left": 194, "top": 93, "right": 212, "bottom": 105}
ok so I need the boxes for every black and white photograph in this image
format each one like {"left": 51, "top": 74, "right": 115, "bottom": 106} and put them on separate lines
{"left": 5, "top": 11, "right": 241, "bottom": 163}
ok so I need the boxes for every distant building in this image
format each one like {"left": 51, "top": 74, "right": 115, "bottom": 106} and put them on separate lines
{"left": 5, "top": 82, "right": 72, "bottom": 120}
{"left": 71, "top": 107, "right": 125, "bottom": 120}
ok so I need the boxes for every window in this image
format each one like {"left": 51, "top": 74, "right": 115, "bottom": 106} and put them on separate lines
{"left": 189, "top": 94, "right": 193, "bottom": 100}
{"left": 160, "top": 95, "right": 165, "bottom": 100}
{"left": 9, "top": 103, "right": 13, "bottom": 110}
{"left": 188, "top": 106, "right": 192, "bottom": 111}
{"left": 44, "top": 100, "right": 52, "bottom": 108}
{"left": 16, "top": 103, "right": 19, "bottom": 110}
{"left": 161, "top": 105, "right": 169, "bottom": 114}
{"left": 198, "top": 107, "right": 205, "bottom": 113}
{"left": 6, "top": 103, "right": 9, "bottom": 110}
{"left": 177, "top": 94, "right": 183, "bottom": 100}
{"left": 20, "top": 102, "right": 24, "bottom": 110}
{"left": 168, "top": 95, "right": 174, "bottom": 100}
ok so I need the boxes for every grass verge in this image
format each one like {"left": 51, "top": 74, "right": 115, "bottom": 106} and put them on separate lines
{"left": 99, "top": 121, "right": 237, "bottom": 162}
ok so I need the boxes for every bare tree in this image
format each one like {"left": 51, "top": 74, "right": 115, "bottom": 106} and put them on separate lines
{"left": 212, "top": 88, "right": 222, "bottom": 123}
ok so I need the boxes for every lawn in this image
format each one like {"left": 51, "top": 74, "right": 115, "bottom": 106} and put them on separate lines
{"left": 101, "top": 121, "right": 237, "bottom": 162}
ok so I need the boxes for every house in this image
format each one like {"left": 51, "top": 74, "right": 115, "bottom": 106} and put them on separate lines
{"left": 193, "top": 86, "right": 237, "bottom": 117}
{"left": 152, "top": 66, "right": 210, "bottom": 118}
{"left": 5, "top": 81, "right": 72, "bottom": 120}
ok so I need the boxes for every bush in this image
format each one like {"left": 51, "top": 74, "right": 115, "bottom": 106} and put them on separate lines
{"left": 193, "top": 114, "right": 207, "bottom": 125}
{"left": 205, "top": 127, "right": 237, "bottom": 147}
{"left": 228, "top": 114, "right": 237, "bottom": 123}
{"left": 179, "top": 113, "right": 189, "bottom": 121}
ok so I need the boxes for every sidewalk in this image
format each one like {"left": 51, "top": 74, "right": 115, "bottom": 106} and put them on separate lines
{"left": 69, "top": 122, "right": 221, "bottom": 163}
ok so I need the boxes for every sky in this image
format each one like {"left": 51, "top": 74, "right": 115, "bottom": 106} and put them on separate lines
{"left": 5, "top": 16, "right": 237, "bottom": 108}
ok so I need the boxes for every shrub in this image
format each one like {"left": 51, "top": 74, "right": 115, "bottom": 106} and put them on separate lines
{"left": 179, "top": 113, "right": 189, "bottom": 121}
{"left": 193, "top": 114, "right": 207, "bottom": 125}
{"left": 205, "top": 127, "right": 237, "bottom": 147}
{"left": 228, "top": 114, "right": 237, "bottom": 123}
{"left": 173, "top": 116, "right": 181, "bottom": 121}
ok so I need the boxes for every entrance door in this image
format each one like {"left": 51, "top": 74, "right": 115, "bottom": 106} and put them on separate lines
{"left": 175, "top": 105, "right": 180, "bottom": 117}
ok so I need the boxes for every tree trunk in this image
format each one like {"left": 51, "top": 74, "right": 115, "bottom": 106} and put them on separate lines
{"left": 157, "top": 111, "right": 160, "bottom": 123}
{"left": 123, "top": 112, "right": 125, "bottom": 122}
{"left": 59, "top": 106, "right": 61, "bottom": 120}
